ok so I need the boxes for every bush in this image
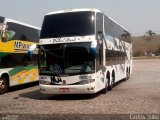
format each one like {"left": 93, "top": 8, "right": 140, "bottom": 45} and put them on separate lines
{"left": 133, "top": 50, "right": 144, "bottom": 57}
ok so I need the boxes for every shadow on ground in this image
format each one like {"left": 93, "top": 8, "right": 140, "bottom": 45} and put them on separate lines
{"left": 18, "top": 78, "right": 128, "bottom": 101}
{"left": 19, "top": 89, "right": 101, "bottom": 100}
{"left": 9, "top": 81, "right": 38, "bottom": 93}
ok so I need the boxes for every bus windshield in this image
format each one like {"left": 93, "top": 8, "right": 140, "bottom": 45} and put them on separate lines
{"left": 40, "top": 11, "right": 95, "bottom": 38}
{"left": 39, "top": 43, "right": 95, "bottom": 76}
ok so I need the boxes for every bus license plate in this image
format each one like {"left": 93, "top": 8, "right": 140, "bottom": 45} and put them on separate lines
{"left": 60, "top": 88, "right": 69, "bottom": 93}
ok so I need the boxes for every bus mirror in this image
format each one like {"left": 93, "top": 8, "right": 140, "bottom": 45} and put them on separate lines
{"left": 28, "top": 44, "right": 37, "bottom": 61}
{"left": 97, "top": 36, "right": 103, "bottom": 45}
{"left": 97, "top": 31, "right": 103, "bottom": 45}
{"left": 90, "top": 47, "right": 96, "bottom": 59}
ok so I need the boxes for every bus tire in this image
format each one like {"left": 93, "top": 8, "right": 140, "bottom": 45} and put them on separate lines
{"left": 108, "top": 71, "right": 115, "bottom": 91}
{"left": 125, "top": 68, "right": 130, "bottom": 81}
{"left": 0, "top": 77, "right": 9, "bottom": 94}
{"left": 101, "top": 79, "right": 108, "bottom": 94}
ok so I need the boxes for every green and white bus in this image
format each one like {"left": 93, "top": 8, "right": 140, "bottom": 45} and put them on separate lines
{"left": 0, "top": 16, "right": 40, "bottom": 94}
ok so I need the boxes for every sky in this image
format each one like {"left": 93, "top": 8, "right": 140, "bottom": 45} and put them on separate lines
{"left": 0, "top": 0, "right": 160, "bottom": 36}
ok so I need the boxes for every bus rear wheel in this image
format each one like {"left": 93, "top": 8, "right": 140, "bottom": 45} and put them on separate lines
{"left": 125, "top": 69, "right": 130, "bottom": 81}
{"left": 0, "top": 77, "right": 8, "bottom": 94}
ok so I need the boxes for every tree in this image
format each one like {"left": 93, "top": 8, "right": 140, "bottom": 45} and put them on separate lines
{"left": 145, "top": 29, "right": 156, "bottom": 42}
{"left": 157, "top": 45, "right": 160, "bottom": 56}
{"left": 144, "top": 30, "right": 156, "bottom": 55}
{"left": 146, "top": 29, "right": 156, "bottom": 36}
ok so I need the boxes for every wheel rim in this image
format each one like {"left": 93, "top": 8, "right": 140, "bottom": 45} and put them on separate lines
{"left": 127, "top": 71, "right": 129, "bottom": 80}
{"left": 111, "top": 75, "right": 115, "bottom": 88}
{"left": 111, "top": 79, "right": 114, "bottom": 87}
{"left": 106, "top": 80, "right": 108, "bottom": 90}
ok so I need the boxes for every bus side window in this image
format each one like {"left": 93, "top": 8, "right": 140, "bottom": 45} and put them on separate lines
{"left": 23, "top": 54, "right": 29, "bottom": 66}
{"left": 0, "top": 55, "right": 12, "bottom": 68}
{"left": 96, "top": 13, "right": 103, "bottom": 40}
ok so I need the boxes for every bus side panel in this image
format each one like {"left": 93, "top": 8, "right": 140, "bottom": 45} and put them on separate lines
{"left": 9, "top": 65, "right": 38, "bottom": 86}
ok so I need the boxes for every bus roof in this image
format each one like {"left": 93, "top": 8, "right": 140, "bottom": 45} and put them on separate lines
{"left": 0, "top": 16, "right": 41, "bottom": 30}
{"left": 46, "top": 8, "right": 130, "bottom": 34}
{"left": 46, "top": 8, "right": 101, "bottom": 15}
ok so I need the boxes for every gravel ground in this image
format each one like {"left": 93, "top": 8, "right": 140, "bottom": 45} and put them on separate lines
{"left": 0, "top": 60, "right": 160, "bottom": 120}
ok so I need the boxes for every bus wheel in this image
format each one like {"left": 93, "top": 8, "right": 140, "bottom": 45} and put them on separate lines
{"left": 0, "top": 77, "right": 9, "bottom": 94}
{"left": 125, "top": 69, "right": 130, "bottom": 81}
{"left": 108, "top": 72, "right": 115, "bottom": 91}
{"left": 101, "top": 79, "right": 108, "bottom": 94}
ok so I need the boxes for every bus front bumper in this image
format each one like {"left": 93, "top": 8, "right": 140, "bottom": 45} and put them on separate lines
{"left": 39, "top": 83, "right": 97, "bottom": 94}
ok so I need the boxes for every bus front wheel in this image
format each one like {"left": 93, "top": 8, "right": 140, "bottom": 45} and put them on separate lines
{"left": 0, "top": 77, "right": 9, "bottom": 94}
{"left": 101, "top": 79, "right": 108, "bottom": 94}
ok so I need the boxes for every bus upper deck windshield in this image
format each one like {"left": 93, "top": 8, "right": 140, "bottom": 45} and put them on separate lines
{"left": 40, "top": 11, "right": 95, "bottom": 39}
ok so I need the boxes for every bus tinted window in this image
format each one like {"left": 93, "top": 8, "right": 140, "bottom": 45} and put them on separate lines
{"left": 0, "top": 53, "right": 37, "bottom": 68}
{"left": 96, "top": 13, "right": 103, "bottom": 40}
{"left": 40, "top": 11, "right": 95, "bottom": 38}
{"left": 7, "top": 22, "right": 40, "bottom": 42}
{"left": 104, "top": 16, "right": 131, "bottom": 43}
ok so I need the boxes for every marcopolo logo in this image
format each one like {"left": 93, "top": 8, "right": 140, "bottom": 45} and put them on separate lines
{"left": 52, "top": 37, "right": 76, "bottom": 43}
{"left": 14, "top": 41, "right": 31, "bottom": 50}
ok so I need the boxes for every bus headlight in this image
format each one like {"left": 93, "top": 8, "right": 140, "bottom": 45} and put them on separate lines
{"left": 79, "top": 79, "right": 95, "bottom": 85}
{"left": 39, "top": 80, "right": 50, "bottom": 85}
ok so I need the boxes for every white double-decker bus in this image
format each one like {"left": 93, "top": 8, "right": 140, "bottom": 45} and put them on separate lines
{"left": 38, "top": 8, "right": 132, "bottom": 94}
